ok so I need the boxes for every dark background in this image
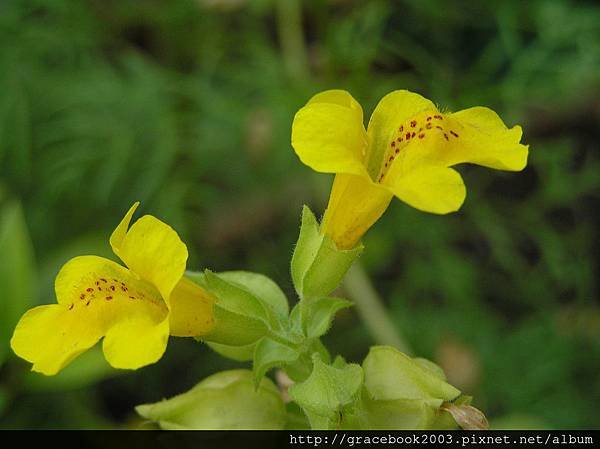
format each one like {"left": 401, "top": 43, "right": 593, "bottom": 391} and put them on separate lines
{"left": 0, "top": 0, "right": 598, "bottom": 429}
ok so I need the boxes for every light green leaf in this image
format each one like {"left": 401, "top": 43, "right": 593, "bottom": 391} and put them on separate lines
{"left": 291, "top": 206, "right": 362, "bottom": 300}
{"left": 0, "top": 200, "right": 35, "bottom": 365}
{"left": 363, "top": 346, "right": 460, "bottom": 405}
{"left": 253, "top": 337, "right": 300, "bottom": 385}
{"left": 341, "top": 390, "right": 441, "bottom": 430}
{"left": 136, "top": 370, "right": 286, "bottom": 430}
{"left": 204, "top": 270, "right": 270, "bottom": 323}
{"left": 202, "top": 304, "right": 268, "bottom": 346}
{"left": 218, "top": 271, "right": 289, "bottom": 318}
{"left": 206, "top": 341, "right": 256, "bottom": 362}
{"left": 288, "top": 354, "right": 363, "bottom": 429}
{"left": 304, "top": 297, "right": 352, "bottom": 339}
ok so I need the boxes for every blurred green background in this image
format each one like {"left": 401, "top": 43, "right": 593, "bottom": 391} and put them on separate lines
{"left": 0, "top": 0, "right": 599, "bottom": 429}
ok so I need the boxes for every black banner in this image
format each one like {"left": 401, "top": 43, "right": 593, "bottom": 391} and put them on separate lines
{"left": 1, "top": 430, "right": 597, "bottom": 449}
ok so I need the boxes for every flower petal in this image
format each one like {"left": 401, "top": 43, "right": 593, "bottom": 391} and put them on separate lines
{"left": 366, "top": 90, "right": 437, "bottom": 177}
{"left": 169, "top": 276, "right": 215, "bottom": 337}
{"left": 321, "top": 173, "right": 393, "bottom": 249}
{"left": 383, "top": 166, "right": 466, "bottom": 214}
{"left": 445, "top": 107, "right": 528, "bottom": 171}
{"left": 103, "top": 315, "right": 169, "bottom": 370}
{"left": 110, "top": 205, "right": 188, "bottom": 302}
{"left": 291, "top": 90, "right": 368, "bottom": 177}
{"left": 10, "top": 304, "right": 102, "bottom": 375}
{"left": 16, "top": 255, "right": 170, "bottom": 373}
{"left": 109, "top": 202, "right": 139, "bottom": 253}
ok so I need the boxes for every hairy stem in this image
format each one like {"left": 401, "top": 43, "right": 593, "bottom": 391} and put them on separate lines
{"left": 342, "top": 262, "right": 412, "bottom": 354}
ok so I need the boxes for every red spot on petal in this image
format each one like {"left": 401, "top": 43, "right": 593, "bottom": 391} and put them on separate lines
{"left": 69, "top": 303, "right": 74, "bottom": 310}
{"left": 450, "top": 130, "right": 459, "bottom": 137}
{"left": 418, "top": 134, "right": 425, "bottom": 139}
{"left": 405, "top": 133, "right": 411, "bottom": 139}
{"left": 410, "top": 120, "right": 417, "bottom": 128}
{"left": 86, "top": 288, "right": 94, "bottom": 292}
{"left": 105, "top": 296, "right": 113, "bottom": 301}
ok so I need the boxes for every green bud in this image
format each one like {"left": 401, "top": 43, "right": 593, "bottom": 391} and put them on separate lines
{"left": 291, "top": 206, "right": 362, "bottom": 300}
{"left": 363, "top": 346, "right": 460, "bottom": 405}
{"left": 136, "top": 370, "right": 286, "bottom": 430}
{"left": 344, "top": 346, "right": 463, "bottom": 430}
{"left": 288, "top": 354, "right": 363, "bottom": 429}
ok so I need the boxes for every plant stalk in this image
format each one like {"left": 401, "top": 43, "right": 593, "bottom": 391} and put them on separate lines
{"left": 342, "top": 262, "right": 412, "bottom": 354}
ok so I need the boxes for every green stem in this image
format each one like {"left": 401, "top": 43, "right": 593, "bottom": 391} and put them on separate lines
{"left": 275, "top": 0, "right": 309, "bottom": 80}
{"left": 342, "top": 262, "right": 412, "bottom": 354}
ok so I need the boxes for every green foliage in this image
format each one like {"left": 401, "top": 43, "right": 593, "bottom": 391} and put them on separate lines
{"left": 0, "top": 199, "right": 35, "bottom": 365}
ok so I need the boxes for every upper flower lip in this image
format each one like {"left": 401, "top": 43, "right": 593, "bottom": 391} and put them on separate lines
{"left": 291, "top": 89, "right": 529, "bottom": 216}
{"left": 109, "top": 201, "right": 188, "bottom": 304}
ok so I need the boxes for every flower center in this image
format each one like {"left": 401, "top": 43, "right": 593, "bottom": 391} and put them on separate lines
{"left": 376, "top": 111, "right": 461, "bottom": 182}
{"left": 68, "top": 275, "right": 165, "bottom": 312}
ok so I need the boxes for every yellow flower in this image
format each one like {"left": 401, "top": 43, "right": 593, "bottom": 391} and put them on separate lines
{"left": 291, "top": 90, "right": 529, "bottom": 249}
{"left": 11, "top": 203, "right": 215, "bottom": 375}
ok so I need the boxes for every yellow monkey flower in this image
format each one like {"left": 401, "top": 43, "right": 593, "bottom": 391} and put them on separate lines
{"left": 11, "top": 203, "right": 215, "bottom": 375}
{"left": 291, "top": 90, "right": 529, "bottom": 249}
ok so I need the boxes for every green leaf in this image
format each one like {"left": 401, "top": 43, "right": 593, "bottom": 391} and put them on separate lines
{"left": 206, "top": 341, "right": 256, "bottom": 362}
{"left": 204, "top": 270, "right": 271, "bottom": 323}
{"left": 288, "top": 354, "right": 363, "bottom": 429}
{"left": 291, "top": 206, "right": 362, "bottom": 300}
{"left": 136, "top": 370, "right": 286, "bottom": 430}
{"left": 218, "top": 270, "right": 289, "bottom": 319}
{"left": 0, "top": 200, "right": 35, "bottom": 365}
{"left": 202, "top": 304, "right": 268, "bottom": 346}
{"left": 304, "top": 297, "right": 352, "bottom": 339}
{"left": 341, "top": 390, "right": 442, "bottom": 430}
{"left": 291, "top": 206, "right": 323, "bottom": 294}
{"left": 253, "top": 337, "right": 300, "bottom": 385}
{"left": 363, "top": 346, "right": 460, "bottom": 405}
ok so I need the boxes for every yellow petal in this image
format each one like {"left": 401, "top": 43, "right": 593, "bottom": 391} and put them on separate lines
{"left": 446, "top": 107, "right": 528, "bottom": 171}
{"left": 10, "top": 304, "right": 102, "bottom": 375}
{"left": 110, "top": 205, "right": 188, "bottom": 302}
{"left": 103, "top": 315, "right": 169, "bottom": 370}
{"left": 291, "top": 90, "right": 369, "bottom": 177}
{"left": 12, "top": 255, "right": 170, "bottom": 374}
{"left": 169, "top": 276, "right": 215, "bottom": 337}
{"left": 383, "top": 165, "right": 466, "bottom": 214}
{"left": 366, "top": 90, "right": 437, "bottom": 177}
{"left": 321, "top": 173, "right": 393, "bottom": 249}
{"left": 109, "top": 202, "right": 140, "bottom": 253}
